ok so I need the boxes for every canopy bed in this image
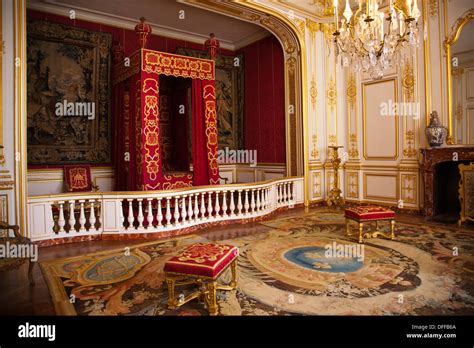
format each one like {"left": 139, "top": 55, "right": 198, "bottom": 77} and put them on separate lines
{"left": 112, "top": 48, "right": 220, "bottom": 191}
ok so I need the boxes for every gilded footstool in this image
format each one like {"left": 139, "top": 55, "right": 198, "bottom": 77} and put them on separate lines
{"left": 345, "top": 205, "right": 395, "bottom": 243}
{"left": 164, "top": 242, "right": 238, "bottom": 316}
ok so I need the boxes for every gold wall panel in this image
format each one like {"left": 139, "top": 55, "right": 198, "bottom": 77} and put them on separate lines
{"left": 345, "top": 172, "right": 359, "bottom": 199}
{"left": 363, "top": 173, "right": 399, "bottom": 201}
{"left": 312, "top": 172, "right": 321, "bottom": 198}
{"left": 401, "top": 173, "right": 418, "bottom": 204}
{"left": 362, "top": 78, "right": 399, "bottom": 160}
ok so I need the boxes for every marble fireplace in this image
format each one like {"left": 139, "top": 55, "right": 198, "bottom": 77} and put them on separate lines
{"left": 420, "top": 146, "right": 474, "bottom": 221}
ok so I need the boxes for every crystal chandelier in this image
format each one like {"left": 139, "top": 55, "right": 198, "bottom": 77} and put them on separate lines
{"left": 332, "top": 0, "right": 421, "bottom": 79}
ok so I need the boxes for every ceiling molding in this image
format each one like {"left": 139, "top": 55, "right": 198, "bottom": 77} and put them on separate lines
{"left": 27, "top": 0, "right": 247, "bottom": 50}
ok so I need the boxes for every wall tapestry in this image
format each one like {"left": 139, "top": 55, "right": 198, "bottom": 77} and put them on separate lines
{"left": 176, "top": 48, "right": 244, "bottom": 150}
{"left": 27, "top": 20, "right": 112, "bottom": 165}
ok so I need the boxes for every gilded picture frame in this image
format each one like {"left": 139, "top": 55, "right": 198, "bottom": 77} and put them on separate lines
{"left": 458, "top": 162, "right": 474, "bottom": 225}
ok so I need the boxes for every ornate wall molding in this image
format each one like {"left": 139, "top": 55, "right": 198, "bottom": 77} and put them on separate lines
{"left": 311, "top": 134, "right": 319, "bottom": 158}
{"left": 349, "top": 134, "right": 359, "bottom": 159}
{"left": 401, "top": 173, "right": 417, "bottom": 204}
{"left": 326, "top": 76, "right": 337, "bottom": 113}
{"left": 310, "top": 76, "right": 317, "bottom": 108}
{"left": 403, "top": 130, "right": 417, "bottom": 158}
{"left": 402, "top": 59, "right": 416, "bottom": 102}
{"left": 346, "top": 172, "right": 359, "bottom": 199}
{"left": 428, "top": 0, "right": 439, "bottom": 17}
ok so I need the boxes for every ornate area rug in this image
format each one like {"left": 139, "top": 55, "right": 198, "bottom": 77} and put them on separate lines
{"left": 41, "top": 212, "right": 474, "bottom": 315}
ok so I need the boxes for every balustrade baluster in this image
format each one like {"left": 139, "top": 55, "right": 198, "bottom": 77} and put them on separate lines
{"left": 97, "top": 201, "right": 102, "bottom": 229}
{"left": 165, "top": 197, "right": 172, "bottom": 227}
{"left": 229, "top": 190, "right": 235, "bottom": 217}
{"left": 214, "top": 192, "right": 221, "bottom": 218}
{"left": 194, "top": 194, "right": 199, "bottom": 221}
{"left": 181, "top": 196, "right": 188, "bottom": 225}
{"left": 188, "top": 195, "right": 194, "bottom": 222}
{"left": 267, "top": 187, "right": 272, "bottom": 209}
{"left": 244, "top": 190, "right": 249, "bottom": 214}
{"left": 89, "top": 200, "right": 96, "bottom": 230}
{"left": 57, "top": 201, "right": 65, "bottom": 233}
{"left": 237, "top": 191, "right": 243, "bottom": 216}
{"left": 222, "top": 191, "right": 228, "bottom": 218}
{"left": 261, "top": 189, "right": 266, "bottom": 211}
{"left": 120, "top": 200, "right": 126, "bottom": 227}
{"left": 79, "top": 200, "right": 86, "bottom": 231}
{"left": 68, "top": 201, "right": 75, "bottom": 232}
{"left": 256, "top": 189, "right": 261, "bottom": 212}
{"left": 137, "top": 199, "right": 144, "bottom": 228}
{"left": 207, "top": 192, "right": 213, "bottom": 219}
{"left": 147, "top": 199, "right": 154, "bottom": 228}
{"left": 127, "top": 199, "right": 135, "bottom": 229}
{"left": 200, "top": 193, "right": 206, "bottom": 220}
{"left": 173, "top": 197, "right": 180, "bottom": 226}
{"left": 157, "top": 198, "right": 163, "bottom": 227}
{"left": 250, "top": 190, "right": 255, "bottom": 213}
{"left": 278, "top": 184, "right": 282, "bottom": 204}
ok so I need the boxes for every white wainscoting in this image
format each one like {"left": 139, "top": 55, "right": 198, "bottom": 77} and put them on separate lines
{"left": 27, "top": 167, "right": 115, "bottom": 196}
{"left": 27, "top": 164, "right": 286, "bottom": 196}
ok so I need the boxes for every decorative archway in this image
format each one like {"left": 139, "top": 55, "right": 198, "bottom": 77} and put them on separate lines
{"left": 180, "top": 0, "right": 309, "bottom": 205}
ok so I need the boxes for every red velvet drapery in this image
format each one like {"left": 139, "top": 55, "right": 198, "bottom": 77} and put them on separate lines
{"left": 192, "top": 80, "right": 208, "bottom": 186}
{"left": 192, "top": 79, "right": 219, "bottom": 186}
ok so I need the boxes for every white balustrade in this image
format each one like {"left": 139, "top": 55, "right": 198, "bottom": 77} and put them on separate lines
{"left": 180, "top": 196, "right": 187, "bottom": 225}
{"left": 165, "top": 197, "right": 171, "bottom": 227}
{"left": 147, "top": 199, "right": 154, "bottom": 228}
{"left": 222, "top": 191, "right": 228, "bottom": 218}
{"left": 27, "top": 177, "right": 303, "bottom": 242}
{"left": 236, "top": 191, "right": 242, "bottom": 217}
{"left": 89, "top": 200, "right": 96, "bottom": 230}
{"left": 57, "top": 201, "right": 65, "bottom": 233}
{"left": 173, "top": 197, "right": 180, "bottom": 226}
{"left": 214, "top": 192, "right": 221, "bottom": 218}
{"left": 137, "top": 199, "right": 144, "bottom": 229}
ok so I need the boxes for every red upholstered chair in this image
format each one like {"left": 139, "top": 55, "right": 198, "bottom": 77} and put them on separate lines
{"left": 63, "top": 165, "right": 99, "bottom": 192}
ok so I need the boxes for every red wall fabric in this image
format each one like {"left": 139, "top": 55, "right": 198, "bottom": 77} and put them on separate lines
{"left": 238, "top": 35, "right": 286, "bottom": 164}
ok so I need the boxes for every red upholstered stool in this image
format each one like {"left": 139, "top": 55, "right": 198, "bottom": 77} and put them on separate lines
{"left": 164, "top": 243, "right": 238, "bottom": 315}
{"left": 344, "top": 205, "right": 396, "bottom": 243}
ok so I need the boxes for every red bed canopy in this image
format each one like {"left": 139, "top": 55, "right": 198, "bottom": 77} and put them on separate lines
{"left": 112, "top": 49, "right": 220, "bottom": 191}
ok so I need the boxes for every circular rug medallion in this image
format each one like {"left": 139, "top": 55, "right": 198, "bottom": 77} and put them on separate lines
{"left": 226, "top": 226, "right": 457, "bottom": 315}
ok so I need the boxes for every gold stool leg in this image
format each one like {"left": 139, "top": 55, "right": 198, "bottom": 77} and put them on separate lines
{"left": 358, "top": 222, "right": 364, "bottom": 244}
{"left": 390, "top": 220, "right": 395, "bottom": 240}
{"left": 346, "top": 218, "right": 351, "bottom": 236}
{"left": 166, "top": 276, "right": 177, "bottom": 309}
{"left": 229, "top": 259, "right": 237, "bottom": 289}
{"left": 206, "top": 281, "right": 218, "bottom": 316}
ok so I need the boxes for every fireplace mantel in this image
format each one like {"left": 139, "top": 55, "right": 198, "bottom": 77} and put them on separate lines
{"left": 420, "top": 146, "right": 474, "bottom": 217}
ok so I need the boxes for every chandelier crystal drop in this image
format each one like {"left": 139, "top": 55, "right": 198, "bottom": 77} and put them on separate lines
{"left": 332, "top": 0, "right": 421, "bottom": 79}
